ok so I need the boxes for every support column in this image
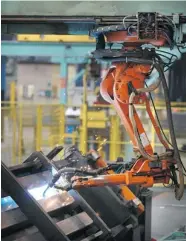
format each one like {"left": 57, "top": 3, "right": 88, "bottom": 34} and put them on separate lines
{"left": 1, "top": 56, "right": 6, "bottom": 100}
{"left": 1, "top": 56, "right": 6, "bottom": 142}
{"left": 60, "top": 60, "right": 67, "bottom": 104}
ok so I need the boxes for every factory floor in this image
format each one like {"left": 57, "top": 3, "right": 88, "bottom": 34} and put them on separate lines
{"left": 151, "top": 187, "right": 186, "bottom": 240}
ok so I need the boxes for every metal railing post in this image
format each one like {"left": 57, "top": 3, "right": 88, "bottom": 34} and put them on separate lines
{"left": 80, "top": 66, "right": 88, "bottom": 154}
{"left": 18, "top": 104, "right": 23, "bottom": 163}
{"left": 12, "top": 104, "right": 17, "bottom": 165}
{"left": 10, "top": 81, "right": 16, "bottom": 105}
{"left": 59, "top": 105, "right": 65, "bottom": 145}
{"left": 36, "top": 105, "right": 42, "bottom": 151}
{"left": 109, "top": 115, "right": 121, "bottom": 161}
{"left": 80, "top": 103, "right": 88, "bottom": 154}
{"left": 10, "top": 82, "right": 17, "bottom": 164}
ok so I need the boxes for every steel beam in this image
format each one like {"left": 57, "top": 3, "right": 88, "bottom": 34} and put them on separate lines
{"left": 2, "top": 2, "right": 186, "bottom": 17}
{"left": 1, "top": 41, "right": 94, "bottom": 105}
{"left": 2, "top": 2, "right": 186, "bottom": 35}
{"left": 1, "top": 41, "right": 95, "bottom": 58}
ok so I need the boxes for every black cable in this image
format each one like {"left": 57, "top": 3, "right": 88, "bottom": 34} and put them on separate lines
{"left": 146, "top": 65, "right": 155, "bottom": 76}
{"left": 154, "top": 55, "right": 174, "bottom": 71}
{"left": 157, "top": 53, "right": 172, "bottom": 63}
{"left": 163, "top": 181, "right": 174, "bottom": 188}
{"left": 145, "top": 82, "right": 186, "bottom": 153}
{"left": 157, "top": 30, "right": 174, "bottom": 48}
{"left": 147, "top": 56, "right": 186, "bottom": 174}
{"left": 151, "top": 94, "right": 186, "bottom": 173}
{"left": 164, "top": 63, "right": 175, "bottom": 72}
{"left": 145, "top": 81, "right": 186, "bottom": 177}
{"left": 177, "top": 45, "right": 186, "bottom": 54}
{"left": 155, "top": 50, "right": 178, "bottom": 60}
{"left": 154, "top": 61, "right": 184, "bottom": 200}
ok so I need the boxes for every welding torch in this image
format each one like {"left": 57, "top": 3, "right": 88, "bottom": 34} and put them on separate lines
{"left": 43, "top": 166, "right": 110, "bottom": 196}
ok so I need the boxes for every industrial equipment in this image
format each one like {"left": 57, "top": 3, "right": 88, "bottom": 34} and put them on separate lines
{"left": 66, "top": 12, "right": 186, "bottom": 200}
{"left": 2, "top": 146, "right": 153, "bottom": 241}
{"left": 1, "top": 8, "right": 186, "bottom": 241}
{"left": 43, "top": 11, "right": 186, "bottom": 238}
{"left": 41, "top": 12, "right": 186, "bottom": 205}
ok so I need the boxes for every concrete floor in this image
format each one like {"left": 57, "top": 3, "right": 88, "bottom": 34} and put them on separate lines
{"left": 151, "top": 187, "right": 186, "bottom": 240}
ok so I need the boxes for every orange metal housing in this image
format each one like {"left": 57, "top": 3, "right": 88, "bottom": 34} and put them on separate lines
{"left": 105, "top": 31, "right": 166, "bottom": 46}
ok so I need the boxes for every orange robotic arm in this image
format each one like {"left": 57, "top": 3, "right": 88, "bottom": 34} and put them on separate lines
{"left": 71, "top": 60, "right": 177, "bottom": 214}
{"left": 71, "top": 61, "right": 176, "bottom": 206}
{"left": 51, "top": 14, "right": 185, "bottom": 214}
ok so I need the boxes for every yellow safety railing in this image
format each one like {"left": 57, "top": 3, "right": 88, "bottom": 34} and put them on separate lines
{"left": 1, "top": 101, "right": 186, "bottom": 167}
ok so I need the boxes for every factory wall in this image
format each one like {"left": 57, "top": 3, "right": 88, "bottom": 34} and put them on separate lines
{"left": 16, "top": 63, "right": 60, "bottom": 103}
{"left": 16, "top": 62, "right": 97, "bottom": 105}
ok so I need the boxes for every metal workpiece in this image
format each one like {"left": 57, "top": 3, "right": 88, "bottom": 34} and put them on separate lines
{"left": 1, "top": 162, "right": 70, "bottom": 241}
{"left": 2, "top": 211, "right": 96, "bottom": 241}
{"left": 8, "top": 146, "right": 63, "bottom": 178}
{"left": 1, "top": 193, "right": 74, "bottom": 236}
{"left": 46, "top": 146, "right": 64, "bottom": 160}
{"left": 1, "top": 145, "right": 154, "bottom": 241}
{"left": 69, "top": 190, "right": 111, "bottom": 238}
{"left": 1, "top": 148, "right": 121, "bottom": 241}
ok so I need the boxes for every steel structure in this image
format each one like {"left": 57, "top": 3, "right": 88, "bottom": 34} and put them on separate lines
{"left": 2, "top": 1, "right": 186, "bottom": 35}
